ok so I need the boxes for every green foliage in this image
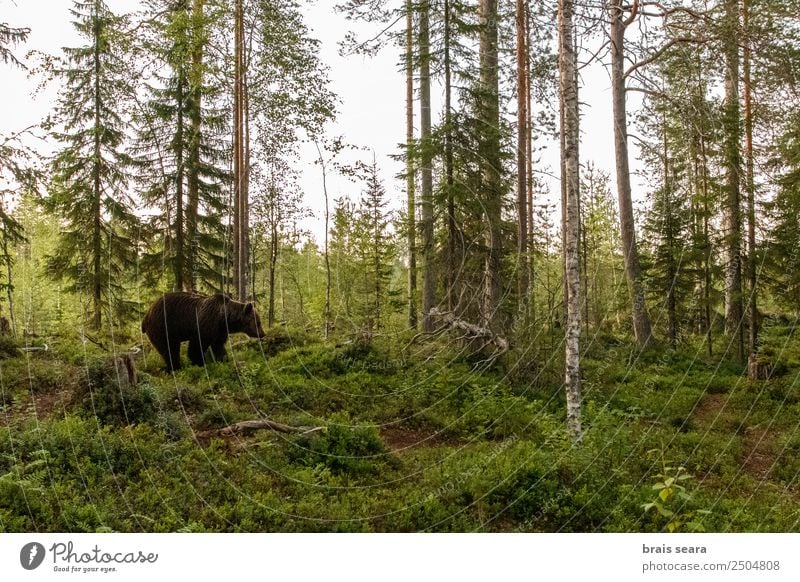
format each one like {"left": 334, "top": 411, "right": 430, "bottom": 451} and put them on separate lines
{"left": 288, "top": 413, "right": 389, "bottom": 476}
{"left": 642, "top": 456, "right": 711, "bottom": 533}
{"left": 76, "top": 357, "right": 159, "bottom": 427}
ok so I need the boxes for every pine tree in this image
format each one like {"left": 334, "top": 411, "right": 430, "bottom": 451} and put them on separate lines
{"left": 45, "top": 0, "right": 138, "bottom": 329}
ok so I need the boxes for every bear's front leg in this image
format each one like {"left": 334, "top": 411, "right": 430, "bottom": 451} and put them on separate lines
{"left": 164, "top": 340, "right": 182, "bottom": 371}
{"left": 188, "top": 338, "right": 206, "bottom": 366}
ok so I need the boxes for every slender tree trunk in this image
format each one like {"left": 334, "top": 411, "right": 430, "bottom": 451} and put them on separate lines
{"left": 419, "top": 0, "right": 435, "bottom": 332}
{"left": 722, "top": 0, "right": 744, "bottom": 362}
{"left": 515, "top": 0, "right": 529, "bottom": 313}
{"left": 743, "top": 0, "right": 758, "bottom": 369}
{"left": 232, "top": 0, "right": 241, "bottom": 298}
{"left": 608, "top": 0, "right": 653, "bottom": 347}
{"left": 315, "top": 142, "right": 332, "bottom": 339}
{"left": 444, "top": 0, "right": 457, "bottom": 314}
{"left": 186, "top": 0, "right": 203, "bottom": 292}
{"left": 479, "top": 0, "right": 502, "bottom": 331}
{"left": 268, "top": 208, "right": 277, "bottom": 328}
{"left": 559, "top": 0, "right": 582, "bottom": 442}
{"left": 405, "top": 0, "right": 417, "bottom": 329}
{"left": 92, "top": 10, "right": 102, "bottom": 330}
{"left": 663, "top": 118, "right": 677, "bottom": 349}
{"left": 3, "top": 236, "right": 15, "bottom": 336}
{"left": 174, "top": 62, "right": 186, "bottom": 292}
{"left": 232, "top": 0, "right": 249, "bottom": 301}
{"left": 698, "top": 104, "right": 713, "bottom": 357}
{"left": 525, "top": 3, "right": 535, "bottom": 311}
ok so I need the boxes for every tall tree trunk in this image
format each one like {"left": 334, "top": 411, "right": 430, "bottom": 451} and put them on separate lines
{"left": 722, "top": 0, "right": 744, "bottom": 362}
{"left": 174, "top": 41, "right": 186, "bottom": 293}
{"left": 479, "top": 0, "right": 502, "bottom": 331}
{"left": 405, "top": 0, "right": 417, "bottom": 329}
{"left": 315, "top": 142, "right": 332, "bottom": 339}
{"left": 419, "top": 0, "right": 435, "bottom": 332}
{"left": 232, "top": 0, "right": 249, "bottom": 301}
{"left": 525, "top": 3, "right": 535, "bottom": 312}
{"left": 2, "top": 234, "right": 15, "bottom": 336}
{"left": 186, "top": 0, "right": 203, "bottom": 292}
{"left": 663, "top": 117, "right": 677, "bottom": 349}
{"left": 559, "top": 0, "right": 582, "bottom": 442}
{"left": 268, "top": 202, "right": 277, "bottom": 328}
{"left": 698, "top": 103, "right": 713, "bottom": 357}
{"left": 608, "top": 0, "right": 653, "bottom": 347}
{"left": 743, "top": 0, "right": 758, "bottom": 370}
{"left": 92, "top": 8, "right": 102, "bottom": 330}
{"left": 444, "top": 0, "right": 457, "bottom": 313}
{"left": 515, "top": 0, "right": 529, "bottom": 313}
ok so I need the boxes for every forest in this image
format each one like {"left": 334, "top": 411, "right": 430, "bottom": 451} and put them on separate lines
{"left": 0, "top": 0, "right": 799, "bottom": 533}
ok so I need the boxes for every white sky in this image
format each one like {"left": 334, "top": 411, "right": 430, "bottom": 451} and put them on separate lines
{"left": 0, "top": 0, "right": 633, "bottom": 244}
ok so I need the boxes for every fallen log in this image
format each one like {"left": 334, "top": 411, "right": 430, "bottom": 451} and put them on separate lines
{"left": 195, "top": 418, "right": 325, "bottom": 441}
{"left": 406, "top": 308, "right": 510, "bottom": 368}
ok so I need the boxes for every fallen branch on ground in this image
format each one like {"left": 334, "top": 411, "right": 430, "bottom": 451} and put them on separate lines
{"left": 195, "top": 418, "right": 325, "bottom": 441}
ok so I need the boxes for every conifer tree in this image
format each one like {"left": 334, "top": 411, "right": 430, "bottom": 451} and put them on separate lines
{"left": 45, "top": 0, "right": 138, "bottom": 329}
{"left": 353, "top": 159, "right": 397, "bottom": 334}
{"left": 132, "top": 0, "right": 228, "bottom": 293}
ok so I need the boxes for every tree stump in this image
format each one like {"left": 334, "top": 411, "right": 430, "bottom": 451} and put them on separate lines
{"left": 748, "top": 355, "right": 772, "bottom": 381}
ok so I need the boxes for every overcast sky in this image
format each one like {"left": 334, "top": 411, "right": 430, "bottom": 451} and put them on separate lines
{"left": 0, "top": 0, "right": 630, "bottom": 243}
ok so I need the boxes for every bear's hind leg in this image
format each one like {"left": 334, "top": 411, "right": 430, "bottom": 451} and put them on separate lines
{"left": 210, "top": 342, "right": 227, "bottom": 362}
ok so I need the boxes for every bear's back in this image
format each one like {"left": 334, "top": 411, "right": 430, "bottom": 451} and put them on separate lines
{"left": 142, "top": 292, "right": 210, "bottom": 338}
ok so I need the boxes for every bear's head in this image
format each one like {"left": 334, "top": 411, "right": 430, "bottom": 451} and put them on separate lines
{"left": 239, "top": 302, "right": 266, "bottom": 339}
{"left": 218, "top": 295, "right": 266, "bottom": 339}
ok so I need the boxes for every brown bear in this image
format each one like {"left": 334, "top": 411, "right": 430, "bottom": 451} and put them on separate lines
{"left": 141, "top": 292, "right": 266, "bottom": 371}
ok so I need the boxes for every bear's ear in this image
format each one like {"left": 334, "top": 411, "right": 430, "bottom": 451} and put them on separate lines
{"left": 244, "top": 302, "right": 254, "bottom": 314}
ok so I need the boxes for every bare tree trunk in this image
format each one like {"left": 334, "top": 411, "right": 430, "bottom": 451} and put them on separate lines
{"left": 559, "top": 0, "right": 582, "bottom": 442}
{"left": 479, "top": 0, "right": 502, "bottom": 331}
{"left": 186, "top": 0, "right": 203, "bottom": 292}
{"left": 743, "top": 0, "right": 758, "bottom": 371}
{"left": 525, "top": 2, "right": 535, "bottom": 313}
{"left": 405, "top": 0, "right": 417, "bottom": 329}
{"left": 608, "top": 0, "right": 653, "bottom": 347}
{"left": 174, "top": 72, "right": 186, "bottom": 293}
{"left": 444, "top": 0, "right": 457, "bottom": 314}
{"left": 2, "top": 235, "right": 15, "bottom": 336}
{"left": 722, "top": 0, "right": 744, "bottom": 362}
{"left": 315, "top": 142, "right": 332, "bottom": 339}
{"left": 268, "top": 210, "right": 277, "bottom": 328}
{"left": 232, "top": 0, "right": 249, "bottom": 302}
{"left": 699, "top": 114, "right": 713, "bottom": 357}
{"left": 419, "top": 0, "right": 435, "bottom": 332}
{"left": 92, "top": 15, "right": 103, "bottom": 330}
{"left": 515, "top": 0, "right": 529, "bottom": 314}
{"left": 663, "top": 115, "right": 677, "bottom": 349}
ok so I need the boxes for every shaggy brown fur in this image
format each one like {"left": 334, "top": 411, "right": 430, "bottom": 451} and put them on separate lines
{"left": 141, "top": 292, "right": 265, "bottom": 371}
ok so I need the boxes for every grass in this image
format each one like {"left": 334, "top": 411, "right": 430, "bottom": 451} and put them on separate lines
{"left": 0, "top": 325, "right": 798, "bottom": 532}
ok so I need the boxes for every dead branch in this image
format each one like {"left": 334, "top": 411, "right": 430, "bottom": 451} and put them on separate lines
{"left": 427, "top": 308, "right": 510, "bottom": 362}
{"left": 195, "top": 418, "right": 325, "bottom": 441}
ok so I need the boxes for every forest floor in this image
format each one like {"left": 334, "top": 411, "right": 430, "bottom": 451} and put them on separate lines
{"left": 0, "top": 323, "right": 799, "bottom": 532}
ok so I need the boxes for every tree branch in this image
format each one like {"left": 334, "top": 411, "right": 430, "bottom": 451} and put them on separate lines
{"left": 624, "top": 36, "right": 707, "bottom": 79}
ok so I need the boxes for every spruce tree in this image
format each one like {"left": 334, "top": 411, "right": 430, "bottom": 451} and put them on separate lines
{"left": 132, "top": 0, "right": 228, "bottom": 293}
{"left": 45, "top": 0, "right": 138, "bottom": 329}
{"left": 353, "top": 159, "right": 397, "bottom": 335}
